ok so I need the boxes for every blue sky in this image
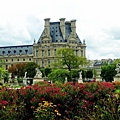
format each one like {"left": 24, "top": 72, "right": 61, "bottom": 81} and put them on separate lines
{"left": 0, "top": 0, "right": 120, "bottom": 60}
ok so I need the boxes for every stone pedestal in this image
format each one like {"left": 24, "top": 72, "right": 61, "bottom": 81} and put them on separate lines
{"left": 78, "top": 78, "right": 83, "bottom": 83}
{"left": 96, "top": 76, "right": 102, "bottom": 82}
{"left": 33, "top": 78, "right": 44, "bottom": 84}
{"left": 23, "top": 78, "right": 27, "bottom": 85}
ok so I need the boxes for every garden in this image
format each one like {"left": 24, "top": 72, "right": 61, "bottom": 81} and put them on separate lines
{"left": 0, "top": 81, "right": 120, "bottom": 120}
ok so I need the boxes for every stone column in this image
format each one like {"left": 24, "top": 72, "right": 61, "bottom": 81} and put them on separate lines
{"left": 44, "top": 18, "right": 50, "bottom": 36}
{"left": 70, "top": 19, "right": 76, "bottom": 38}
{"left": 59, "top": 18, "right": 66, "bottom": 40}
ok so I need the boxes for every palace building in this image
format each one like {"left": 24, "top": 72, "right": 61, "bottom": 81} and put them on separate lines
{"left": 0, "top": 18, "right": 86, "bottom": 70}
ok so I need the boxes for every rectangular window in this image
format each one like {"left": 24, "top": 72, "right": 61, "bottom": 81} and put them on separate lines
{"left": 81, "top": 50, "right": 83, "bottom": 56}
{"left": 36, "top": 60, "right": 38, "bottom": 64}
{"left": 36, "top": 50, "right": 38, "bottom": 57}
{"left": 76, "top": 50, "right": 78, "bottom": 56}
{"left": 29, "top": 58, "right": 31, "bottom": 61}
{"left": 6, "top": 59, "right": 8, "bottom": 62}
{"left": 54, "top": 49, "right": 56, "bottom": 55}
{"left": 48, "top": 50, "right": 50, "bottom": 56}
{"left": 42, "top": 60, "right": 44, "bottom": 68}
{"left": 42, "top": 50, "right": 44, "bottom": 56}
{"left": 48, "top": 59, "right": 50, "bottom": 66}
{"left": 23, "top": 58, "right": 25, "bottom": 61}
{"left": 12, "top": 59, "right": 13, "bottom": 62}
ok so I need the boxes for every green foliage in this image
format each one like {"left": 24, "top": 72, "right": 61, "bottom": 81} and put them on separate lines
{"left": 48, "top": 69, "right": 70, "bottom": 83}
{"left": 54, "top": 48, "right": 87, "bottom": 71}
{"left": 100, "top": 63, "right": 116, "bottom": 82}
{"left": 81, "top": 69, "right": 86, "bottom": 78}
{"left": 40, "top": 67, "right": 52, "bottom": 77}
{"left": 114, "top": 58, "right": 120, "bottom": 66}
{"left": 93, "top": 68, "right": 98, "bottom": 77}
{"left": 24, "top": 62, "right": 38, "bottom": 78}
{"left": 70, "top": 70, "right": 79, "bottom": 78}
{"left": 86, "top": 69, "right": 93, "bottom": 79}
{"left": 0, "top": 67, "right": 7, "bottom": 82}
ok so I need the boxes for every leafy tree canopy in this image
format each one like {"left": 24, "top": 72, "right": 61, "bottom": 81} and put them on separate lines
{"left": 53, "top": 48, "right": 87, "bottom": 71}
{"left": 100, "top": 63, "right": 116, "bottom": 82}
{"left": 8, "top": 63, "right": 26, "bottom": 78}
{"left": 48, "top": 69, "right": 70, "bottom": 83}
{"left": 0, "top": 67, "right": 7, "bottom": 79}
{"left": 24, "top": 62, "right": 39, "bottom": 78}
{"left": 40, "top": 67, "right": 52, "bottom": 77}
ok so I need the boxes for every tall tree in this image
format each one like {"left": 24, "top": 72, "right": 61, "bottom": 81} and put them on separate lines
{"left": 53, "top": 48, "right": 87, "bottom": 71}
{"left": 23, "top": 62, "right": 38, "bottom": 78}
{"left": 100, "top": 63, "right": 116, "bottom": 82}
{"left": 86, "top": 69, "right": 93, "bottom": 79}
{"left": 48, "top": 69, "right": 70, "bottom": 83}
{"left": 8, "top": 63, "right": 26, "bottom": 78}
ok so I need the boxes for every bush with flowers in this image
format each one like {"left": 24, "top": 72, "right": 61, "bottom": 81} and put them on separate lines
{"left": 0, "top": 81, "right": 120, "bottom": 120}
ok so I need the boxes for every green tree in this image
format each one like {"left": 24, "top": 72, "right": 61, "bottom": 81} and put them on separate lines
{"left": 54, "top": 48, "right": 87, "bottom": 71}
{"left": 93, "top": 68, "right": 98, "bottom": 78}
{"left": 114, "top": 58, "right": 120, "bottom": 66}
{"left": 100, "top": 63, "right": 116, "bottom": 82}
{"left": 40, "top": 67, "right": 52, "bottom": 77}
{"left": 0, "top": 67, "right": 8, "bottom": 83}
{"left": 86, "top": 69, "right": 93, "bottom": 79}
{"left": 70, "top": 70, "right": 79, "bottom": 78}
{"left": 48, "top": 69, "right": 70, "bottom": 83}
{"left": 24, "top": 62, "right": 38, "bottom": 78}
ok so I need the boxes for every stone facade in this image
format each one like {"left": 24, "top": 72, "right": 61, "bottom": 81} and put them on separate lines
{"left": 0, "top": 18, "right": 86, "bottom": 70}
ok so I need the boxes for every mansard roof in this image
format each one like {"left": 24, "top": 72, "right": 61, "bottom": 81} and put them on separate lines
{"left": 0, "top": 45, "right": 33, "bottom": 56}
{"left": 37, "top": 21, "right": 81, "bottom": 44}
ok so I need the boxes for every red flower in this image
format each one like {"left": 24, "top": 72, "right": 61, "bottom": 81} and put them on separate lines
{"left": 57, "top": 103, "right": 61, "bottom": 107}
{"left": 2, "top": 100, "right": 8, "bottom": 105}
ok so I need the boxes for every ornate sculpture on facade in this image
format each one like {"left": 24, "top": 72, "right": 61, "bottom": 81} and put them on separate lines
{"left": 42, "top": 28, "right": 48, "bottom": 38}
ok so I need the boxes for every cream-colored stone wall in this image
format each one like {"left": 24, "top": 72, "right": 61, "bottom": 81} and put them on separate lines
{"left": 0, "top": 54, "right": 33, "bottom": 70}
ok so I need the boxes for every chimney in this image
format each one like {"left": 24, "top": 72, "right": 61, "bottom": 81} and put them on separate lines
{"left": 70, "top": 19, "right": 76, "bottom": 38}
{"left": 59, "top": 18, "right": 66, "bottom": 40}
{"left": 44, "top": 18, "right": 50, "bottom": 36}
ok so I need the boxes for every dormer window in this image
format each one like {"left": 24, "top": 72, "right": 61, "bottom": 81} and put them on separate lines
{"left": 19, "top": 50, "right": 22, "bottom": 53}
{"left": 14, "top": 50, "right": 16, "bottom": 54}
{"left": 2, "top": 51, "right": 5, "bottom": 54}
{"left": 25, "top": 50, "right": 28, "bottom": 54}
{"left": 8, "top": 51, "right": 11, "bottom": 54}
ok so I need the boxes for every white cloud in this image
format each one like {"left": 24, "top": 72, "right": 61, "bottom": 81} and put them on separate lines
{"left": 0, "top": 0, "right": 120, "bottom": 59}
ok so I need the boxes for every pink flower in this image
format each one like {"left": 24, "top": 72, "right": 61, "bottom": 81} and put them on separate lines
{"left": 2, "top": 100, "right": 8, "bottom": 105}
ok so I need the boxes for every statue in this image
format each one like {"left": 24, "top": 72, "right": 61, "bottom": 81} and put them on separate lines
{"left": 114, "top": 63, "right": 120, "bottom": 82}
{"left": 24, "top": 72, "right": 27, "bottom": 78}
{"left": 34, "top": 68, "right": 42, "bottom": 78}
{"left": 115, "top": 63, "right": 120, "bottom": 76}
{"left": 79, "top": 71, "right": 82, "bottom": 79}
{"left": 78, "top": 71, "right": 83, "bottom": 83}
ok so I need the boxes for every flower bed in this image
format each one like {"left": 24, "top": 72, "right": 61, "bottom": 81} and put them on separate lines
{"left": 0, "top": 81, "right": 120, "bottom": 120}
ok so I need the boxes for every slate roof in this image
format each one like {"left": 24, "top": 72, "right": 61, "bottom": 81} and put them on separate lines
{"left": 38, "top": 22, "right": 81, "bottom": 44}
{"left": 0, "top": 45, "right": 33, "bottom": 56}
